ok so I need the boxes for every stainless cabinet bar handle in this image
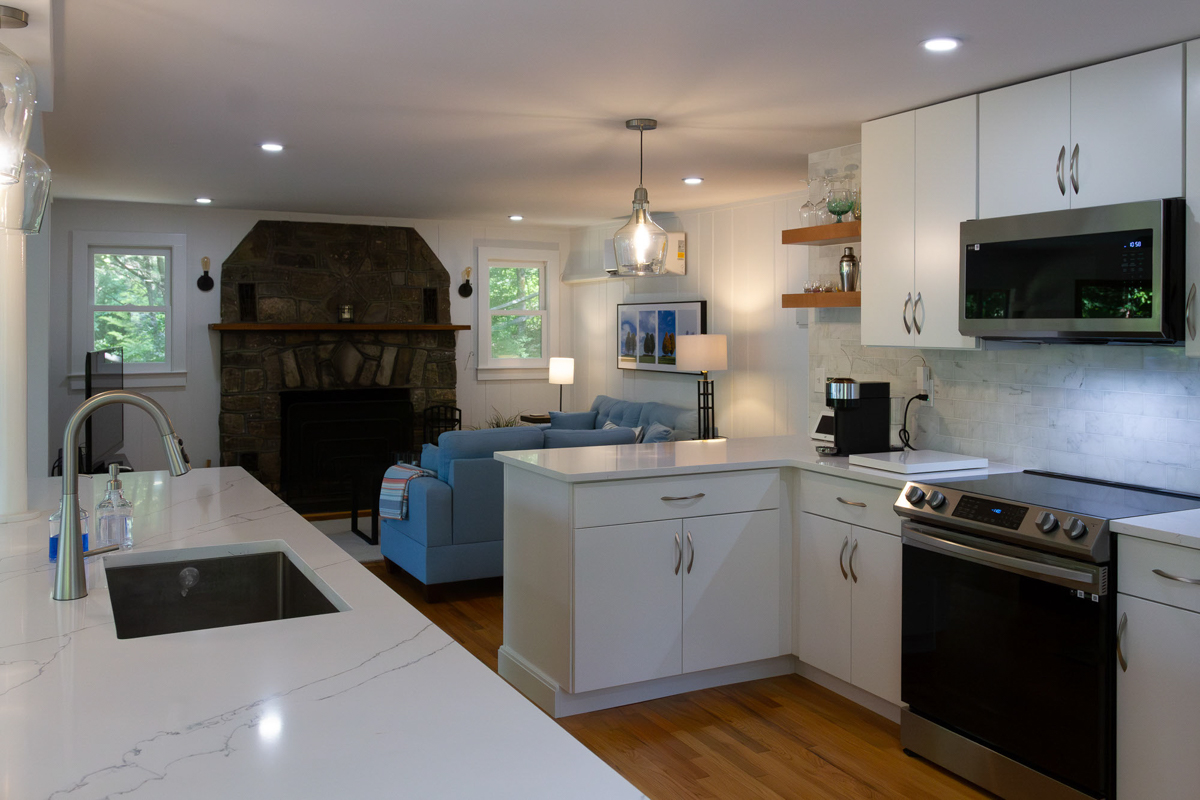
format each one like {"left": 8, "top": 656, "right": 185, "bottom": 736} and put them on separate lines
{"left": 849, "top": 539, "right": 859, "bottom": 583}
{"left": 1069, "top": 144, "right": 1079, "bottom": 194}
{"left": 1186, "top": 284, "right": 1197, "bottom": 341}
{"left": 661, "top": 493, "right": 705, "bottom": 502}
{"left": 1116, "top": 612, "right": 1128, "bottom": 673}
{"left": 913, "top": 292, "right": 923, "bottom": 335}
{"left": 686, "top": 531, "right": 695, "bottom": 574}
{"left": 674, "top": 532, "right": 682, "bottom": 575}
{"left": 902, "top": 293, "right": 913, "bottom": 334}
{"left": 836, "top": 497, "right": 867, "bottom": 507}
{"left": 1152, "top": 568, "right": 1200, "bottom": 586}
{"left": 1056, "top": 145, "right": 1066, "bottom": 195}
{"left": 839, "top": 536, "right": 849, "bottom": 580}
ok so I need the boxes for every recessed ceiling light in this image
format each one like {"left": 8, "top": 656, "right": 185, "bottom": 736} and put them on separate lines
{"left": 195, "top": 197, "right": 212, "bottom": 204}
{"left": 260, "top": 143, "right": 284, "bottom": 152}
{"left": 922, "top": 37, "right": 961, "bottom": 52}
{"left": 509, "top": 214, "right": 523, "bottom": 221}
{"left": 683, "top": 177, "right": 704, "bottom": 185}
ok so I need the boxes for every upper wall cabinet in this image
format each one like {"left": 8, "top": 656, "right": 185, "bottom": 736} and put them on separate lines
{"left": 980, "top": 44, "right": 1185, "bottom": 218}
{"left": 861, "top": 96, "right": 978, "bottom": 350}
{"left": 1187, "top": 40, "right": 1199, "bottom": 358}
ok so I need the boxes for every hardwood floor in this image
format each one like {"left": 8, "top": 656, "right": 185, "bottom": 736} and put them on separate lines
{"left": 364, "top": 561, "right": 993, "bottom": 800}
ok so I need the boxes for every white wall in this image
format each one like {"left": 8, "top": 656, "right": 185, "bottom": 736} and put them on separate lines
{"left": 43, "top": 200, "right": 572, "bottom": 473}
{"left": 565, "top": 192, "right": 811, "bottom": 438}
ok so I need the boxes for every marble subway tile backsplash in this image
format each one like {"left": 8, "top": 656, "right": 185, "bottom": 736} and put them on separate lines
{"left": 809, "top": 309, "right": 1200, "bottom": 494}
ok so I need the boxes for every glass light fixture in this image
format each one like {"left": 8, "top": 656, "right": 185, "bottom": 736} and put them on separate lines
{"left": 0, "top": 39, "right": 35, "bottom": 185}
{"left": 18, "top": 149, "right": 49, "bottom": 233}
{"left": 612, "top": 118, "right": 668, "bottom": 277}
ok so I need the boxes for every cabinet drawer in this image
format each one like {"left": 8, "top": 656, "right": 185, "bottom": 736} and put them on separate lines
{"left": 800, "top": 472, "right": 902, "bottom": 535}
{"left": 573, "top": 469, "right": 779, "bottom": 529}
{"left": 1118, "top": 536, "right": 1200, "bottom": 614}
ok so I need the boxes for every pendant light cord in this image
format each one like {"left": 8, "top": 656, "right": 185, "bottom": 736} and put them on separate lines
{"left": 639, "top": 126, "right": 644, "bottom": 188}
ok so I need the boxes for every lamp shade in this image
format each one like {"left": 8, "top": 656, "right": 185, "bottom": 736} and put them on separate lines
{"left": 676, "top": 334, "right": 727, "bottom": 372}
{"left": 18, "top": 150, "right": 50, "bottom": 233}
{"left": 612, "top": 187, "right": 668, "bottom": 276}
{"left": 548, "top": 357, "right": 574, "bottom": 385}
{"left": 0, "top": 42, "right": 35, "bottom": 185}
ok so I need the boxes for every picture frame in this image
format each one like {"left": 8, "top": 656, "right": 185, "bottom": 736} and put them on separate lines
{"left": 617, "top": 300, "right": 707, "bottom": 374}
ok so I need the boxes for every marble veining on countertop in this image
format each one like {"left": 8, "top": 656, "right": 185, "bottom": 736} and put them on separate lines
{"left": 1112, "top": 507, "right": 1200, "bottom": 551}
{"left": 0, "top": 468, "right": 645, "bottom": 800}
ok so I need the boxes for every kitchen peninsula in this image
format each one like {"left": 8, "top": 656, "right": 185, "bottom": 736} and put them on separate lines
{"left": 0, "top": 468, "right": 644, "bottom": 800}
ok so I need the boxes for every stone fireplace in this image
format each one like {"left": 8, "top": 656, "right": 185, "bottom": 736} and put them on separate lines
{"left": 214, "top": 221, "right": 463, "bottom": 498}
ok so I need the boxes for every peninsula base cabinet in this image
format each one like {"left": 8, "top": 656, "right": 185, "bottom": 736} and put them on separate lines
{"left": 795, "top": 511, "right": 902, "bottom": 705}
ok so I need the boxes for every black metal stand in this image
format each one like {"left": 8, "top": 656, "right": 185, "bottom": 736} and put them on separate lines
{"left": 559, "top": 384, "right": 564, "bottom": 412}
{"left": 348, "top": 468, "right": 382, "bottom": 545}
{"left": 697, "top": 372, "right": 716, "bottom": 440}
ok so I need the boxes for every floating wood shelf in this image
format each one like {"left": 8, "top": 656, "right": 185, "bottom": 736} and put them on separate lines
{"left": 209, "top": 323, "right": 471, "bottom": 332}
{"left": 781, "top": 221, "right": 861, "bottom": 246}
{"left": 781, "top": 291, "right": 861, "bottom": 309}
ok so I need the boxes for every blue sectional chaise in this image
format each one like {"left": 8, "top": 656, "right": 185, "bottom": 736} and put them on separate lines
{"left": 379, "top": 395, "right": 697, "bottom": 590}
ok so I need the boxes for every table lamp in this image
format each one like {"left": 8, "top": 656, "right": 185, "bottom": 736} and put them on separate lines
{"left": 549, "top": 357, "right": 574, "bottom": 412}
{"left": 676, "top": 335, "right": 727, "bottom": 440}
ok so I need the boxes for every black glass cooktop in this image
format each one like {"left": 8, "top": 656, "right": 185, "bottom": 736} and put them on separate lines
{"left": 930, "top": 470, "right": 1200, "bottom": 521}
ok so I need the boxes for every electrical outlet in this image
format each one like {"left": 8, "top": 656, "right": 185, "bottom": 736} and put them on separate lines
{"left": 918, "top": 365, "right": 933, "bottom": 404}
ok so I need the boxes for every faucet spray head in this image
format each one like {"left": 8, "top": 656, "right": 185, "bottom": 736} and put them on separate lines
{"left": 164, "top": 435, "right": 191, "bottom": 477}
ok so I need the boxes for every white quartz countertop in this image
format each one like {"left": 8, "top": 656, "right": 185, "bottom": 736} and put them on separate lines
{"left": 1112, "top": 508, "right": 1200, "bottom": 551}
{"left": 0, "top": 468, "right": 644, "bottom": 800}
{"left": 495, "top": 434, "right": 1022, "bottom": 488}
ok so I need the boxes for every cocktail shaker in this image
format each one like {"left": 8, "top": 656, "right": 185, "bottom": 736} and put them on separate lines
{"left": 838, "top": 247, "right": 859, "bottom": 292}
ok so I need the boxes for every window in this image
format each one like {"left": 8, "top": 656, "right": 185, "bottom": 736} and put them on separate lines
{"left": 477, "top": 246, "right": 558, "bottom": 373}
{"left": 71, "top": 232, "right": 187, "bottom": 384}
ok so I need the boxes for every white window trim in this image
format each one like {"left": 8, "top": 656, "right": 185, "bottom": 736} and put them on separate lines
{"left": 476, "top": 245, "right": 558, "bottom": 376}
{"left": 70, "top": 231, "right": 188, "bottom": 386}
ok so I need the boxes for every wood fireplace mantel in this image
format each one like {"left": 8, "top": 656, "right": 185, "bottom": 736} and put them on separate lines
{"left": 209, "top": 323, "right": 471, "bottom": 332}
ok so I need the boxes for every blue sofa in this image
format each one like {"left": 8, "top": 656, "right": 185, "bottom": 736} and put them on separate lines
{"left": 380, "top": 395, "right": 697, "bottom": 590}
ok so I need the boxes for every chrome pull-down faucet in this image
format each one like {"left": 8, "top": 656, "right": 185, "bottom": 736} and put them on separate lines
{"left": 54, "top": 391, "right": 190, "bottom": 601}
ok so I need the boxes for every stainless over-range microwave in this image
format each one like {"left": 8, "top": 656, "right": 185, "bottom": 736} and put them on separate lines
{"left": 959, "top": 198, "right": 1186, "bottom": 343}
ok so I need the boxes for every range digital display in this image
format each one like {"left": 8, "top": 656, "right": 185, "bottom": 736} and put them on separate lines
{"left": 952, "top": 494, "right": 1028, "bottom": 530}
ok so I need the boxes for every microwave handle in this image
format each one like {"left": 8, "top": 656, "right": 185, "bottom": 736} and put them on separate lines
{"left": 1056, "top": 146, "right": 1066, "bottom": 196}
{"left": 1187, "top": 283, "right": 1197, "bottom": 341}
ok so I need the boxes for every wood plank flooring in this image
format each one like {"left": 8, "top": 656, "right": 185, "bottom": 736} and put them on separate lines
{"left": 364, "top": 561, "right": 993, "bottom": 800}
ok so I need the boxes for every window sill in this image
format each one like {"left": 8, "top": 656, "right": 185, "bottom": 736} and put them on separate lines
{"left": 68, "top": 371, "right": 188, "bottom": 391}
{"left": 475, "top": 367, "right": 549, "bottom": 382}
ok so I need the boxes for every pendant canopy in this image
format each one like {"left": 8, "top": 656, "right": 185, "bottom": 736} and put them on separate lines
{"left": 612, "top": 119, "right": 668, "bottom": 277}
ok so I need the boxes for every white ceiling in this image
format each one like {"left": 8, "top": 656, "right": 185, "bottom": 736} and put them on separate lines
{"left": 30, "top": 0, "right": 1200, "bottom": 226}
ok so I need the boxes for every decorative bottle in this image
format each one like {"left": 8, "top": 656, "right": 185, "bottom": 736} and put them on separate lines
{"left": 95, "top": 464, "right": 134, "bottom": 550}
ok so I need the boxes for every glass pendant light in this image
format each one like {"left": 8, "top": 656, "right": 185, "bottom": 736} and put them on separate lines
{"left": 19, "top": 149, "right": 49, "bottom": 233}
{"left": 0, "top": 38, "right": 35, "bottom": 185}
{"left": 612, "top": 118, "right": 668, "bottom": 276}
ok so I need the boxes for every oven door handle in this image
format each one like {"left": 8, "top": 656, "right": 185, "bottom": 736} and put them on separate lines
{"left": 902, "top": 525, "right": 1101, "bottom": 593}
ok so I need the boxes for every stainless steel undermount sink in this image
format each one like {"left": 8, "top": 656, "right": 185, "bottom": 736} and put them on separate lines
{"left": 104, "top": 541, "right": 348, "bottom": 640}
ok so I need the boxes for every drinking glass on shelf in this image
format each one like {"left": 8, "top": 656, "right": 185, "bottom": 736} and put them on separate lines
{"left": 814, "top": 198, "right": 833, "bottom": 226}
{"left": 799, "top": 198, "right": 816, "bottom": 228}
{"left": 826, "top": 189, "right": 855, "bottom": 223}
{"left": 851, "top": 190, "right": 862, "bottom": 221}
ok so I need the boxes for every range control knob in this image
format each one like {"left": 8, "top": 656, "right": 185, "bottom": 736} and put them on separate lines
{"left": 905, "top": 485, "right": 926, "bottom": 505}
{"left": 1064, "top": 517, "right": 1088, "bottom": 540}
{"left": 927, "top": 490, "right": 947, "bottom": 509}
{"left": 1035, "top": 511, "right": 1059, "bottom": 534}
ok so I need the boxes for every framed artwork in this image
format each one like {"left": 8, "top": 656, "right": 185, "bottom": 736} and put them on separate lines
{"left": 617, "top": 300, "right": 707, "bottom": 374}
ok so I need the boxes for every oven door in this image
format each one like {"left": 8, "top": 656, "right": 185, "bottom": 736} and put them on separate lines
{"left": 902, "top": 521, "right": 1114, "bottom": 798}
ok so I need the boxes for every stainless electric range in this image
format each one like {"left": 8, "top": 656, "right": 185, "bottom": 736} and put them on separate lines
{"left": 894, "top": 470, "right": 1200, "bottom": 800}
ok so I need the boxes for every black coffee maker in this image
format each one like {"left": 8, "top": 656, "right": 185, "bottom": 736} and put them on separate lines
{"left": 822, "top": 379, "right": 891, "bottom": 456}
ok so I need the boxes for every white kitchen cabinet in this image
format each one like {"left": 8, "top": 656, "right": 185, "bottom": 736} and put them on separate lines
{"left": 1187, "top": 40, "right": 1199, "bottom": 358}
{"left": 979, "top": 45, "right": 1184, "bottom": 217}
{"left": 574, "top": 519, "right": 683, "bottom": 693}
{"left": 796, "top": 512, "right": 853, "bottom": 680}
{"left": 795, "top": 512, "right": 902, "bottom": 705}
{"left": 861, "top": 110, "right": 916, "bottom": 348}
{"left": 913, "top": 95, "right": 979, "bottom": 349}
{"left": 1116, "top": 592, "right": 1200, "bottom": 800}
{"left": 682, "top": 509, "right": 783, "bottom": 674}
{"left": 978, "top": 73, "right": 1072, "bottom": 218}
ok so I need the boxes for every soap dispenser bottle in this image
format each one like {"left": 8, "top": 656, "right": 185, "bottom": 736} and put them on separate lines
{"left": 95, "top": 464, "right": 134, "bottom": 550}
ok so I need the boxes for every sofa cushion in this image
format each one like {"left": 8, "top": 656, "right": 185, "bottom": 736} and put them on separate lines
{"left": 642, "top": 422, "right": 674, "bottom": 444}
{"left": 420, "top": 443, "right": 441, "bottom": 476}
{"left": 591, "top": 396, "right": 645, "bottom": 429}
{"left": 437, "top": 426, "right": 544, "bottom": 464}
{"left": 549, "top": 410, "right": 598, "bottom": 430}
{"left": 590, "top": 394, "right": 697, "bottom": 440}
{"left": 543, "top": 427, "right": 637, "bottom": 449}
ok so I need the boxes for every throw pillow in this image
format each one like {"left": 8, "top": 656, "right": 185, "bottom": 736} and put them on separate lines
{"left": 549, "top": 410, "right": 598, "bottom": 430}
{"left": 603, "top": 419, "right": 645, "bottom": 443}
{"left": 419, "top": 443, "right": 440, "bottom": 476}
{"left": 642, "top": 422, "right": 673, "bottom": 444}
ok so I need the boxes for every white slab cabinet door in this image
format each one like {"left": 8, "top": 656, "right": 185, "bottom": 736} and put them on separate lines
{"left": 1116, "top": 593, "right": 1200, "bottom": 800}
{"left": 979, "top": 73, "right": 1072, "bottom": 219}
{"left": 795, "top": 512, "right": 853, "bottom": 681}
{"left": 1069, "top": 45, "right": 1184, "bottom": 209}
{"left": 848, "top": 526, "right": 902, "bottom": 705}
{"left": 914, "top": 96, "right": 978, "bottom": 350}
{"left": 574, "top": 519, "right": 683, "bottom": 692}
{"left": 861, "top": 110, "right": 916, "bottom": 348}
{"left": 682, "top": 509, "right": 783, "bottom": 674}
{"left": 1187, "top": 40, "right": 1199, "bottom": 358}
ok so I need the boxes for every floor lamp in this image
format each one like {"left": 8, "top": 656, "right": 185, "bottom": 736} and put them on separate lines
{"left": 676, "top": 335, "right": 727, "bottom": 440}
{"left": 549, "top": 357, "right": 574, "bottom": 412}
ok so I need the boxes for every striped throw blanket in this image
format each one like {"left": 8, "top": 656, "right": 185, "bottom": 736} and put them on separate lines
{"left": 379, "top": 463, "right": 436, "bottom": 521}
